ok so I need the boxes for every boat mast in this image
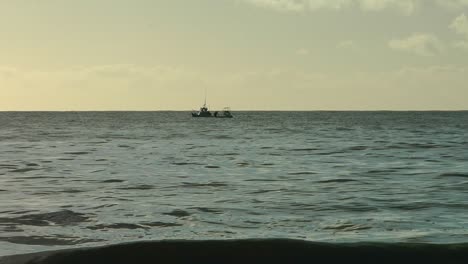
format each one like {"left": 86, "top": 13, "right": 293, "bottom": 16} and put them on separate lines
{"left": 204, "top": 88, "right": 207, "bottom": 108}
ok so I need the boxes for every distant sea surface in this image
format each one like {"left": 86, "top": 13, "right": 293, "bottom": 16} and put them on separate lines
{"left": 1, "top": 111, "right": 468, "bottom": 256}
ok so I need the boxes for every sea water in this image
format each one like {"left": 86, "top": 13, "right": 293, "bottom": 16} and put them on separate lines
{"left": 0, "top": 111, "right": 467, "bottom": 256}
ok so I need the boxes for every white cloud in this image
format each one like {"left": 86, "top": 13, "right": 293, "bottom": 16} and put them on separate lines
{"left": 450, "top": 13, "right": 468, "bottom": 36}
{"left": 358, "top": 0, "right": 420, "bottom": 14}
{"left": 296, "top": 48, "right": 310, "bottom": 55}
{"left": 450, "top": 13, "right": 468, "bottom": 50}
{"left": 337, "top": 40, "right": 356, "bottom": 49}
{"left": 241, "top": 0, "right": 306, "bottom": 12}
{"left": 306, "top": 0, "right": 353, "bottom": 11}
{"left": 453, "top": 40, "right": 468, "bottom": 49}
{"left": 240, "top": 0, "right": 421, "bottom": 14}
{"left": 0, "top": 66, "right": 18, "bottom": 79}
{"left": 435, "top": 0, "right": 468, "bottom": 10}
{"left": 389, "top": 33, "right": 444, "bottom": 56}
{"left": 240, "top": 0, "right": 468, "bottom": 14}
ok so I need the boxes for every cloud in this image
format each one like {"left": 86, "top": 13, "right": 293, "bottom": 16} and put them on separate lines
{"left": 450, "top": 13, "right": 468, "bottom": 50}
{"left": 241, "top": 0, "right": 306, "bottom": 12}
{"left": 240, "top": 0, "right": 468, "bottom": 14}
{"left": 337, "top": 40, "right": 356, "bottom": 49}
{"left": 0, "top": 66, "right": 19, "bottom": 79}
{"left": 435, "top": 0, "right": 468, "bottom": 10}
{"left": 450, "top": 13, "right": 468, "bottom": 35}
{"left": 306, "top": 0, "right": 353, "bottom": 11}
{"left": 240, "top": 0, "right": 421, "bottom": 14}
{"left": 388, "top": 33, "right": 444, "bottom": 56}
{"left": 453, "top": 40, "right": 468, "bottom": 49}
{"left": 295, "top": 48, "right": 310, "bottom": 55}
{"left": 358, "top": 0, "right": 420, "bottom": 14}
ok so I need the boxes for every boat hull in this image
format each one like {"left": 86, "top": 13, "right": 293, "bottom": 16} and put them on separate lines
{"left": 192, "top": 113, "right": 213, "bottom": 117}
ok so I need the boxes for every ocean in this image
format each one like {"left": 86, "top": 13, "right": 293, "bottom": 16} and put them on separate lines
{"left": 1, "top": 111, "right": 468, "bottom": 256}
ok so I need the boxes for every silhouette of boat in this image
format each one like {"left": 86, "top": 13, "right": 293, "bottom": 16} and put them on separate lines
{"left": 191, "top": 103, "right": 212, "bottom": 117}
{"left": 214, "top": 107, "right": 233, "bottom": 118}
{"left": 191, "top": 91, "right": 233, "bottom": 118}
{"left": 191, "top": 105, "right": 233, "bottom": 118}
{"left": 192, "top": 90, "right": 213, "bottom": 117}
{"left": 192, "top": 90, "right": 232, "bottom": 118}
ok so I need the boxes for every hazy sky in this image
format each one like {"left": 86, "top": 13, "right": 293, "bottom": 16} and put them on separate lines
{"left": 1, "top": 0, "right": 468, "bottom": 110}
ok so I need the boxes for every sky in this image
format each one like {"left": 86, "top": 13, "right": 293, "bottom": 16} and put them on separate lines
{"left": 1, "top": 0, "right": 468, "bottom": 111}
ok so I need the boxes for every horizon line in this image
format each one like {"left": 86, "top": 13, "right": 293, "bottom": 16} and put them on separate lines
{"left": 1, "top": 109, "right": 468, "bottom": 112}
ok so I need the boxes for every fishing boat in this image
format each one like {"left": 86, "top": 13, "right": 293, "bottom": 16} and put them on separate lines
{"left": 191, "top": 91, "right": 233, "bottom": 118}
{"left": 214, "top": 107, "right": 233, "bottom": 118}
{"left": 191, "top": 103, "right": 213, "bottom": 117}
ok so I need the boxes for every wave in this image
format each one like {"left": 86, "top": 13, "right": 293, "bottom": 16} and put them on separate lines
{"left": 117, "top": 185, "right": 155, "bottom": 190}
{"left": 317, "top": 179, "right": 360, "bottom": 184}
{"left": 439, "top": 173, "right": 468, "bottom": 178}
{"left": 288, "top": 172, "right": 317, "bottom": 175}
{"left": 0, "top": 235, "right": 102, "bottom": 247}
{"left": 9, "top": 168, "right": 40, "bottom": 173}
{"left": 0, "top": 210, "right": 90, "bottom": 227}
{"left": 2, "top": 239, "right": 468, "bottom": 263}
{"left": 64, "top": 152, "right": 91, "bottom": 155}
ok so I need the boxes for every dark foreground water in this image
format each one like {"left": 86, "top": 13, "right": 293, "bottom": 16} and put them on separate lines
{"left": 3, "top": 239, "right": 468, "bottom": 264}
{"left": 0, "top": 111, "right": 467, "bottom": 256}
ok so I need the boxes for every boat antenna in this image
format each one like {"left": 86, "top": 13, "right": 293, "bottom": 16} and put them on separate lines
{"left": 204, "top": 88, "right": 207, "bottom": 107}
